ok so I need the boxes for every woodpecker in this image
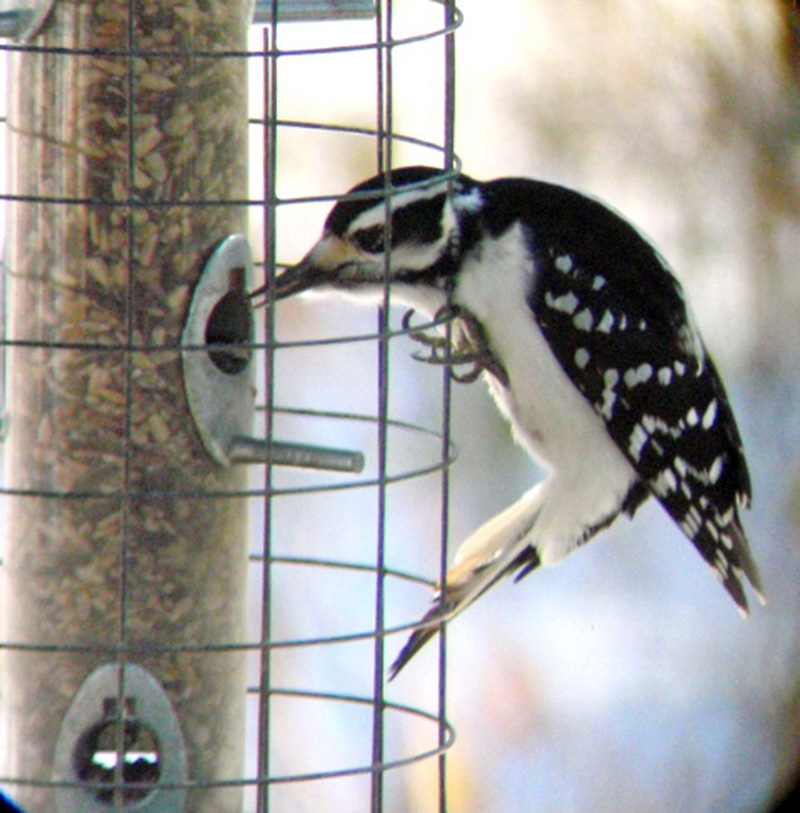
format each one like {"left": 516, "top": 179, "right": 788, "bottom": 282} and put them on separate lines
{"left": 251, "top": 166, "right": 764, "bottom": 678}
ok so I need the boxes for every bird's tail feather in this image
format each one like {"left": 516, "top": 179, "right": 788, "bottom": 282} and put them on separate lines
{"left": 388, "top": 483, "right": 547, "bottom": 679}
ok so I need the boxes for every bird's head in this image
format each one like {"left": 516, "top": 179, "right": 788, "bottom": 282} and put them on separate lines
{"left": 252, "top": 166, "right": 484, "bottom": 308}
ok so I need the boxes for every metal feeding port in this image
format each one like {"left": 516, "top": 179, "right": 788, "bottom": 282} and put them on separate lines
{"left": 182, "top": 234, "right": 364, "bottom": 472}
{"left": 0, "top": 0, "right": 56, "bottom": 40}
{"left": 53, "top": 663, "right": 188, "bottom": 813}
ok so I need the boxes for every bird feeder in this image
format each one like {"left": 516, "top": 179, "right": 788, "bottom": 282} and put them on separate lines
{"left": 1, "top": 2, "right": 252, "bottom": 810}
{"left": 1, "top": 1, "right": 458, "bottom": 810}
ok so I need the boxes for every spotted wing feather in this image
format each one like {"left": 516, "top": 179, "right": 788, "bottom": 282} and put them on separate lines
{"left": 498, "top": 180, "right": 762, "bottom": 609}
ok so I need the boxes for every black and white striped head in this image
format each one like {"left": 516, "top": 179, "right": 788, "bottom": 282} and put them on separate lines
{"left": 259, "top": 166, "right": 484, "bottom": 304}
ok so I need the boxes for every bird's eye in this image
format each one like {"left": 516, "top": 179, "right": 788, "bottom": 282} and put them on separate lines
{"left": 352, "top": 225, "right": 386, "bottom": 254}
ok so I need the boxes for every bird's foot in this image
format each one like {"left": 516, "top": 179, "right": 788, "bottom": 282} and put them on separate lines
{"left": 402, "top": 306, "right": 508, "bottom": 385}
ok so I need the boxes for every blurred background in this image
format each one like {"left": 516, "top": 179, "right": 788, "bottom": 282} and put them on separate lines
{"left": 3, "top": 0, "right": 799, "bottom": 810}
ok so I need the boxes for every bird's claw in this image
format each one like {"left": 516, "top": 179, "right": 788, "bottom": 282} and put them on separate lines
{"left": 402, "top": 307, "right": 508, "bottom": 385}
{"left": 409, "top": 348, "right": 486, "bottom": 383}
{"left": 401, "top": 307, "right": 450, "bottom": 350}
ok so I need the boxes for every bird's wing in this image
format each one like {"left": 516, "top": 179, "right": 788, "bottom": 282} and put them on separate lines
{"left": 519, "top": 192, "right": 761, "bottom": 610}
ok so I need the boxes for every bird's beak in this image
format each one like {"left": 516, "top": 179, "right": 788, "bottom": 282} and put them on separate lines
{"left": 274, "top": 255, "right": 322, "bottom": 301}
{"left": 250, "top": 236, "right": 354, "bottom": 304}
{"left": 248, "top": 254, "right": 323, "bottom": 303}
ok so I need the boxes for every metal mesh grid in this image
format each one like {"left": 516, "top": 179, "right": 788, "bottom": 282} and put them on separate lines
{"left": 0, "top": 0, "right": 461, "bottom": 810}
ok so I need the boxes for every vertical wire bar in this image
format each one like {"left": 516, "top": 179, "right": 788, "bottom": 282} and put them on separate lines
{"left": 438, "top": 6, "right": 458, "bottom": 808}
{"left": 256, "top": 16, "right": 280, "bottom": 812}
{"left": 374, "top": 0, "right": 387, "bottom": 177}
{"left": 115, "top": 2, "right": 137, "bottom": 808}
{"left": 371, "top": 1, "right": 393, "bottom": 809}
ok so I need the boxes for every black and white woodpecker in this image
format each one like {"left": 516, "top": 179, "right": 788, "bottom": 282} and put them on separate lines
{"left": 251, "top": 166, "right": 764, "bottom": 678}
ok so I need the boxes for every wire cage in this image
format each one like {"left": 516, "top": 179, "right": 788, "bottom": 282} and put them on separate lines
{"left": 0, "top": 0, "right": 462, "bottom": 810}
